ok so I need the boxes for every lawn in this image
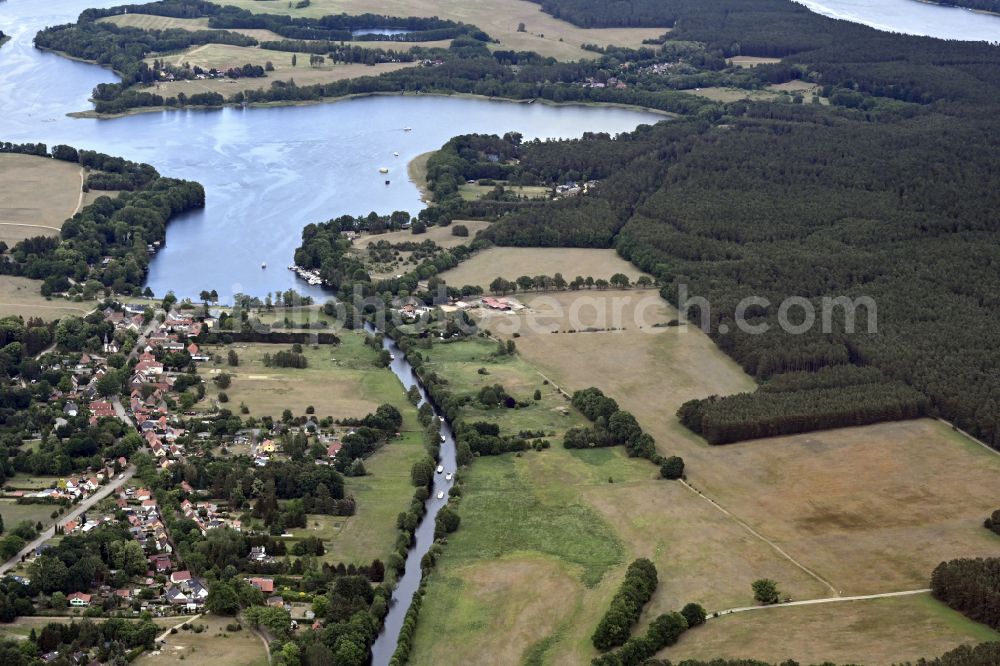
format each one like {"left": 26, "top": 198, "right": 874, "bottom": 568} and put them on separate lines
{"left": 0, "top": 153, "right": 81, "bottom": 246}
{"left": 439, "top": 248, "right": 650, "bottom": 290}
{"left": 206, "top": 0, "right": 669, "bottom": 61}
{"left": 196, "top": 331, "right": 402, "bottom": 420}
{"left": 135, "top": 614, "right": 268, "bottom": 666}
{"left": 3, "top": 474, "right": 66, "bottom": 491}
{"left": 667, "top": 593, "right": 1000, "bottom": 665}
{"left": 727, "top": 56, "right": 782, "bottom": 68}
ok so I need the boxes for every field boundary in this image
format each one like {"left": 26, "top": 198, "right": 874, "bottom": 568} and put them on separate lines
{"left": 677, "top": 480, "right": 840, "bottom": 596}
{"left": 938, "top": 418, "right": 1000, "bottom": 457}
{"left": 709, "top": 588, "right": 932, "bottom": 618}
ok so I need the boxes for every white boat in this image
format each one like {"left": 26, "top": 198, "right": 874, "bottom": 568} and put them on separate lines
{"left": 261, "top": 262, "right": 267, "bottom": 269}
{"left": 440, "top": 434, "right": 446, "bottom": 442}
{"left": 436, "top": 464, "right": 444, "bottom": 474}
{"left": 436, "top": 491, "right": 445, "bottom": 499}
{"left": 445, "top": 472, "right": 453, "bottom": 481}
{"left": 379, "top": 167, "right": 389, "bottom": 174}
{"left": 393, "top": 152, "right": 399, "bottom": 157}
{"left": 438, "top": 416, "right": 444, "bottom": 422}
{"left": 389, "top": 354, "right": 395, "bottom": 360}
{"left": 403, "top": 127, "right": 412, "bottom": 132}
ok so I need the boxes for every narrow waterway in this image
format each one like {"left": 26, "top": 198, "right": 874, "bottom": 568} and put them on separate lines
{"left": 366, "top": 325, "right": 456, "bottom": 666}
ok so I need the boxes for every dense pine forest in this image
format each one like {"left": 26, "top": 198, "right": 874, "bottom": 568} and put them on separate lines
{"left": 931, "top": 558, "right": 1000, "bottom": 631}
{"left": 444, "top": 2, "right": 1000, "bottom": 448}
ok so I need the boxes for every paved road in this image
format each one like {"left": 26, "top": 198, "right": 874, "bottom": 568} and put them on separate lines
{"left": 0, "top": 465, "right": 137, "bottom": 575}
{"left": 709, "top": 588, "right": 933, "bottom": 618}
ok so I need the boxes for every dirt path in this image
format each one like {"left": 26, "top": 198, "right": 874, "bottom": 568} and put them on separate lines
{"left": 74, "top": 167, "right": 85, "bottom": 214}
{"left": 155, "top": 613, "right": 202, "bottom": 642}
{"left": 679, "top": 479, "right": 840, "bottom": 596}
{"left": 709, "top": 588, "right": 933, "bottom": 618}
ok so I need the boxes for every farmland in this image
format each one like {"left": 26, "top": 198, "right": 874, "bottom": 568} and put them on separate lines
{"left": 206, "top": 0, "right": 669, "bottom": 61}
{"left": 353, "top": 220, "right": 492, "bottom": 252}
{"left": 438, "top": 247, "right": 649, "bottom": 290}
{"left": 0, "top": 152, "right": 81, "bottom": 246}
{"left": 474, "top": 287, "right": 1000, "bottom": 661}
{"left": 668, "top": 593, "right": 1000, "bottom": 666}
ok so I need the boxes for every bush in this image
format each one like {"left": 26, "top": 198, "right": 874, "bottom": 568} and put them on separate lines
{"left": 752, "top": 579, "right": 780, "bottom": 605}
{"left": 660, "top": 456, "right": 684, "bottom": 480}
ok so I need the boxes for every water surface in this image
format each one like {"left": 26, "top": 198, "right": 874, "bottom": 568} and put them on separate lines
{"left": 794, "top": 0, "right": 1000, "bottom": 41}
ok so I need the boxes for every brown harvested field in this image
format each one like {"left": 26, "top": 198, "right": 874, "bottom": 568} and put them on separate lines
{"left": 0, "top": 153, "right": 82, "bottom": 245}
{"left": 80, "top": 189, "right": 123, "bottom": 209}
{"left": 686, "top": 86, "right": 782, "bottom": 103}
{"left": 482, "top": 287, "right": 1000, "bottom": 657}
{"left": 144, "top": 43, "right": 416, "bottom": 98}
{"left": 677, "top": 419, "right": 1000, "bottom": 596}
{"left": 0, "top": 276, "right": 93, "bottom": 321}
{"left": 208, "top": 0, "right": 669, "bottom": 61}
{"left": 135, "top": 614, "right": 268, "bottom": 666}
{"left": 667, "top": 593, "right": 1000, "bottom": 666}
{"left": 440, "top": 248, "right": 650, "bottom": 289}
{"left": 353, "top": 220, "right": 491, "bottom": 251}
{"left": 728, "top": 56, "right": 782, "bottom": 67}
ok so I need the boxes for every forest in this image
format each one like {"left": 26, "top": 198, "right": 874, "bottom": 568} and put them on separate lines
{"left": 931, "top": 557, "right": 1000, "bottom": 631}
{"left": 425, "top": 0, "right": 1000, "bottom": 447}
{"left": 0, "top": 142, "right": 203, "bottom": 296}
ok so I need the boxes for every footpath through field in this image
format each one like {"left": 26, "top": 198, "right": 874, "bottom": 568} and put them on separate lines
{"left": 710, "top": 588, "right": 933, "bottom": 618}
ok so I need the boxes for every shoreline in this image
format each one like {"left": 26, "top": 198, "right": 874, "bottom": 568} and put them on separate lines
{"left": 67, "top": 88, "right": 680, "bottom": 120}
{"left": 912, "top": 0, "right": 1000, "bottom": 17}
{"left": 407, "top": 150, "right": 434, "bottom": 204}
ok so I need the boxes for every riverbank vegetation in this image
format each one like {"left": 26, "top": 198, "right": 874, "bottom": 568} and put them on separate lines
{"left": 0, "top": 143, "right": 204, "bottom": 298}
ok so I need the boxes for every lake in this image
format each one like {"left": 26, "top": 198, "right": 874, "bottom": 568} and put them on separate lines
{"left": 795, "top": 0, "right": 1000, "bottom": 41}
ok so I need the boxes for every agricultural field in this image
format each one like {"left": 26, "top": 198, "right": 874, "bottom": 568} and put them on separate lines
{"left": 406, "top": 335, "right": 825, "bottom": 664}
{"left": 143, "top": 43, "right": 416, "bottom": 98}
{"left": 207, "top": 0, "right": 669, "bottom": 61}
{"left": 477, "top": 287, "right": 1000, "bottom": 660}
{"left": 0, "top": 152, "right": 81, "bottom": 246}
{"left": 196, "top": 331, "right": 404, "bottom": 419}
{"left": 99, "top": 13, "right": 287, "bottom": 41}
{"left": 438, "top": 247, "right": 649, "bottom": 290}
{"left": 135, "top": 614, "right": 268, "bottom": 666}
{"left": 667, "top": 593, "right": 1000, "bottom": 666}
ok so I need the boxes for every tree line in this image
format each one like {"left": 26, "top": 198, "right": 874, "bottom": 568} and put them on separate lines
{"left": 678, "top": 374, "right": 930, "bottom": 445}
{"left": 931, "top": 557, "right": 1000, "bottom": 631}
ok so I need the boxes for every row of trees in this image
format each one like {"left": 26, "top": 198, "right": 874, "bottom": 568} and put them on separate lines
{"left": 677, "top": 379, "right": 930, "bottom": 445}
{"left": 591, "top": 558, "right": 658, "bottom": 650}
{"left": 487, "top": 273, "right": 651, "bottom": 295}
{"left": 592, "top": 603, "right": 706, "bottom": 666}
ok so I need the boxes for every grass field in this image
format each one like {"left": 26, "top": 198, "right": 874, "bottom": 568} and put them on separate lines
{"left": 197, "top": 332, "right": 403, "bottom": 419}
{"left": 99, "top": 13, "right": 287, "bottom": 41}
{"left": 728, "top": 56, "right": 782, "bottom": 67}
{"left": 354, "top": 221, "right": 491, "bottom": 251}
{"left": 207, "top": 0, "right": 668, "bottom": 61}
{"left": 0, "top": 153, "right": 81, "bottom": 246}
{"left": 457, "top": 182, "right": 551, "bottom": 201}
{"left": 0, "top": 276, "right": 93, "bottom": 321}
{"left": 475, "top": 286, "right": 1000, "bottom": 660}
{"left": 286, "top": 429, "right": 425, "bottom": 565}
{"left": 0, "top": 499, "right": 60, "bottom": 531}
{"left": 667, "top": 593, "right": 1000, "bottom": 665}
{"left": 135, "top": 614, "right": 268, "bottom": 666}
{"left": 439, "top": 247, "right": 650, "bottom": 290}
{"left": 143, "top": 43, "right": 416, "bottom": 98}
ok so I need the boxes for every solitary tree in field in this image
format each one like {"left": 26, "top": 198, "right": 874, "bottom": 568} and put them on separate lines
{"left": 752, "top": 579, "right": 780, "bottom": 605}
